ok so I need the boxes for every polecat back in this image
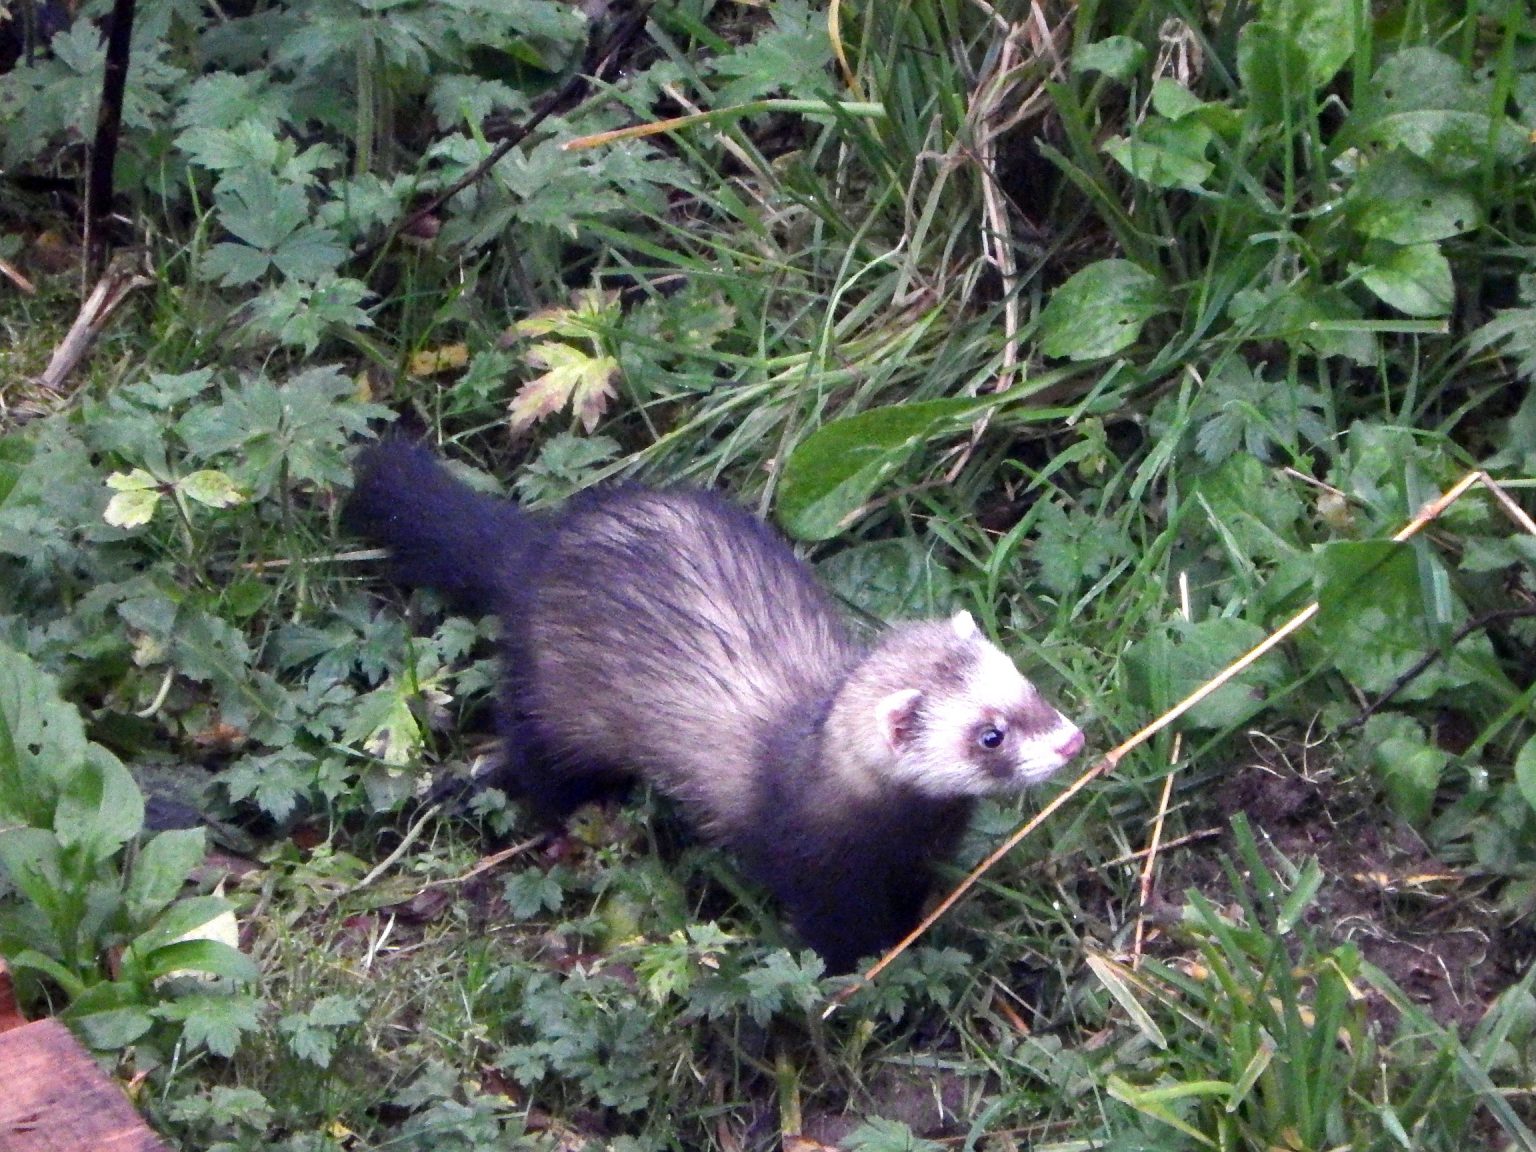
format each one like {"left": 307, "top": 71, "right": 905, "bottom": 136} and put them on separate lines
{"left": 346, "top": 440, "right": 1084, "bottom": 971}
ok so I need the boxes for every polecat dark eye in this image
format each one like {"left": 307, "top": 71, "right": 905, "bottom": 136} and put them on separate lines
{"left": 977, "top": 725, "right": 1006, "bottom": 750}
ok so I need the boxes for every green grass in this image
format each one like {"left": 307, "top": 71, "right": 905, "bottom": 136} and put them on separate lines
{"left": 1, "top": 0, "right": 1534, "bottom": 1148}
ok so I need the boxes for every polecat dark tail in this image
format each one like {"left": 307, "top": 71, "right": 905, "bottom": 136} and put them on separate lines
{"left": 344, "top": 439, "right": 541, "bottom": 615}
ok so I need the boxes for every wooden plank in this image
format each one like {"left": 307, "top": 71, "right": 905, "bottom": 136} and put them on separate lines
{"left": 0, "top": 1019, "right": 169, "bottom": 1152}
{"left": 0, "top": 958, "right": 23, "bottom": 1033}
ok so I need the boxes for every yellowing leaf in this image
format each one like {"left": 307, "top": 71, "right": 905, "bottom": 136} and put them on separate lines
{"left": 512, "top": 288, "right": 619, "bottom": 341}
{"left": 107, "top": 468, "right": 160, "bottom": 492}
{"left": 407, "top": 343, "right": 470, "bottom": 377}
{"left": 105, "top": 471, "right": 163, "bottom": 528}
{"left": 179, "top": 470, "right": 245, "bottom": 509}
{"left": 509, "top": 341, "right": 620, "bottom": 434}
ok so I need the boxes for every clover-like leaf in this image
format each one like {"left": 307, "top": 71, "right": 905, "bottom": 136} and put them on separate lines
{"left": 104, "top": 469, "right": 164, "bottom": 528}
{"left": 179, "top": 470, "right": 245, "bottom": 509}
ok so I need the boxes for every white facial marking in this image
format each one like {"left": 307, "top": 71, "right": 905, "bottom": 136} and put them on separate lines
{"left": 886, "top": 636, "right": 1082, "bottom": 796}
{"left": 949, "top": 610, "right": 978, "bottom": 640}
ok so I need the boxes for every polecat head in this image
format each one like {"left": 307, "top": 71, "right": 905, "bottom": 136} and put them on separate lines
{"left": 838, "top": 611, "right": 1084, "bottom": 798}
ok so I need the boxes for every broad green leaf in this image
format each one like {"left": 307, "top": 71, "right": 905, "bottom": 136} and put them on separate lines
{"left": 1236, "top": 22, "right": 1312, "bottom": 121}
{"left": 1040, "top": 260, "right": 1168, "bottom": 360}
{"left": 1355, "top": 242, "right": 1453, "bottom": 317}
{"left": 141, "top": 939, "right": 259, "bottom": 984}
{"left": 1515, "top": 734, "right": 1536, "bottom": 815}
{"left": 0, "top": 828, "right": 68, "bottom": 926}
{"left": 776, "top": 396, "right": 982, "bottom": 541}
{"left": 1366, "top": 714, "right": 1446, "bottom": 826}
{"left": 816, "top": 539, "right": 958, "bottom": 619}
{"left": 104, "top": 487, "right": 162, "bottom": 528}
{"left": 1122, "top": 617, "right": 1287, "bottom": 731}
{"left": 1347, "top": 150, "right": 1480, "bottom": 244}
{"left": 53, "top": 745, "right": 144, "bottom": 860}
{"left": 132, "top": 895, "right": 237, "bottom": 954}
{"left": 125, "top": 828, "right": 208, "bottom": 923}
{"left": 1104, "top": 115, "right": 1214, "bottom": 191}
{"left": 71, "top": 1003, "right": 157, "bottom": 1050}
{"left": 1311, "top": 540, "right": 1483, "bottom": 697}
{"left": 1351, "top": 48, "right": 1528, "bottom": 175}
{"left": 0, "top": 643, "right": 91, "bottom": 827}
{"left": 1259, "top": 0, "right": 1357, "bottom": 88}
{"left": 1074, "top": 36, "right": 1145, "bottom": 80}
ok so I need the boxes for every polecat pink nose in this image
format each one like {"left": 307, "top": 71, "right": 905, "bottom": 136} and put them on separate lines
{"left": 1057, "top": 728, "right": 1085, "bottom": 760}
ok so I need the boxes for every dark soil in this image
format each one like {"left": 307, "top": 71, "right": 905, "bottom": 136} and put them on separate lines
{"left": 1159, "top": 745, "right": 1531, "bottom": 1035}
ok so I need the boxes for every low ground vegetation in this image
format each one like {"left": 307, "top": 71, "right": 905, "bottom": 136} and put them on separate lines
{"left": 1, "top": 1, "right": 1534, "bottom": 1148}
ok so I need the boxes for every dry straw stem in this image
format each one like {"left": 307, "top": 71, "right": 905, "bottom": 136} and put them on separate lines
{"left": 825, "top": 469, "right": 1534, "bottom": 1012}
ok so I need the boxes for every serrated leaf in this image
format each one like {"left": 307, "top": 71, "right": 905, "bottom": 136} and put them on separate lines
{"left": 155, "top": 993, "right": 264, "bottom": 1058}
{"left": 179, "top": 470, "right": 245, "bottom": 509}
{"left": 1040, "top": 260, "right": 1168, "bottom": 360}
{"left": 509, "top": 342, "right": 620, "bottom": 434}
{"left": 776, "top": 396, "right": 982, "bottom": 541}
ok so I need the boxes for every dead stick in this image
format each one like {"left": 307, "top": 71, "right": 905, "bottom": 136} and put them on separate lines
{"left": 825, "top": 467, "right": 1519, "bottom": 1011}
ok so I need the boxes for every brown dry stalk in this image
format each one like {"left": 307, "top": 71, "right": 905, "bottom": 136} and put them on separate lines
{"left": 825, "top": 469, "right": 1534, "bottom": 1011}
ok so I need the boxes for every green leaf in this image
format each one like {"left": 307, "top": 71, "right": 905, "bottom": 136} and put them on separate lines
{"left": 1355, "top": 242, "right": 1453, "bottom": 317}
{"left": 141, "top": 939, "right": 259, "bottom": 984}
{"left": 1074, "top": 36, "right": 1146, "bottom": 80}
{"left": 1236, "top": 22, "right": 1312, "bottom": 121}
{"left": 132, "top": 895, "right": 237, "bottom": 954}
{"left": 1311, "top": 540, "right": 1482, "bottom": 697}
{"left": 711, "top": 0, "right": 834, "bottom": 105}
{"left": 1039, "top": 260, "right": 1168, "bottom": 361}
{"left": 154, "top": 993, "right": 265, "bottom": 1058}
{"left": 503, "top": 869, "right": 565, "bottom": 920}
{"left": 0, "top": 643, "right": 92, "bottom": 827}
{"left": 816, "top": 539, "right": 958, "bottom": 619}
{"left": 776, "top": 396, "right": 981, "bottom": 541}
{"left": 1104, "top": 114, "right": 1214, "bottom": 191}
{"left": 0, "top": 829, "right": 69, "bottom": 931}
{"left": 125, "top": 828, "right": 208, "bottom": 923}
{"left": 1365, "top": 714, "right": 1446, "bottom": 826}
{"left": 1352, "top": 48, "right": 1528, "bottom": 175}
{"left": 1347, "top": 150, "right": 1479, "bottom": 244}
{"left": 1515, "top": 734, "right": 1536, "bottom": 815}
{"left": 1259, "top": 0, "right": 1357, "bottom": 88}
{"left": 1123, "top": 617, "right": 1287, "bottom": 731}
{"left": 53, "top": 745, "right": 144, "bottom": 860}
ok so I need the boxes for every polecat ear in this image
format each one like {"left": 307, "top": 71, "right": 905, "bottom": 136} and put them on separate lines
{"left": 875, "top": 689, "right": 923, "bottom": 752}
{"left": 949, "top": 610, "right": 978, "bottom": 639}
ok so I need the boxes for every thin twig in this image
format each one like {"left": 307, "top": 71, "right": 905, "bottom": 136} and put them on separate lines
{"left": 349, "top": 803, "right": 442, "bottom": 893}
{"left": 1340, "top": 607, "right": 1536, "bottom": 733}
{"left": 419, "top": 834, "right": 545, "bottom": 889}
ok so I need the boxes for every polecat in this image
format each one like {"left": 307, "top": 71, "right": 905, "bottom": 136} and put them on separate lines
{"left": 345, "top": 441, "right": 1084, "bottom": 972}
